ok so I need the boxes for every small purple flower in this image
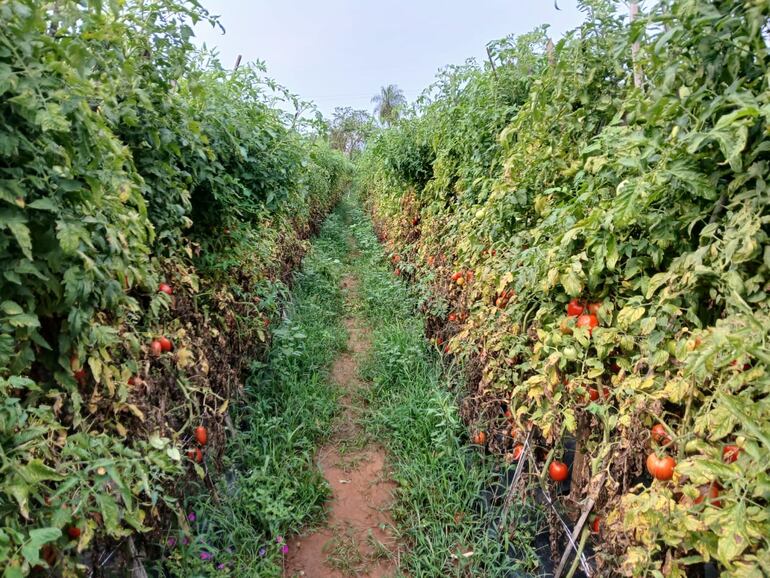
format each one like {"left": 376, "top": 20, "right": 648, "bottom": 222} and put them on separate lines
{"left": 182, "top": 536, "right": 190, "bottom": 546}
{"left": 200, "top": 551, "right": 213, "bottom": 561}
{"left": 166, "top": 537, "right": 177, "bottom": 548}
{"left": 275, "top": 536, "right": 283, "bottom": 544}
{"left": 258, "top": 547, "right": 266, "bottom": 557}
{"left": 216, "top": 563, "right": 226, "bottom": 570}
{"left": 187, "top": 512, "right": 196, "bottom": 522}
{"left": 280, "top": 545, "right": 288, "bottom": 555}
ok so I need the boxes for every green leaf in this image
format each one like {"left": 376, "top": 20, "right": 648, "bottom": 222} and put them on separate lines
{"left": 21, "top": 528, "right": 61, "bottom": 566}
{"left": 18, "top": 460, "right": 64, "bottom": 484}
{"left": 96, "top": 492, "right": 120, "bottom": 534}
{"left": 0, "top": 301, "right": 23, "bottom": 316}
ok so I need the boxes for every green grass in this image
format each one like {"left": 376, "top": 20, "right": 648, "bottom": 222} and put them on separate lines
{"left": 155, "top": 208, "right": 352, "bottom": 577}
{"left": 346, "top": 198, "right": 540, "bottom": 577}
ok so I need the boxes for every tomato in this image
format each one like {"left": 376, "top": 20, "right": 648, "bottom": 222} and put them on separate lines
{"left": 394, "top": 269, "right": 401, "bottom": 276}
{"left": 456, "top": 276, "right": 465, "bottom": 286}
{"left": 566, "top": 299, "right": 584, "bottom": 317}
{"left": 591, "top": 517, "right": 600, "bottom": 533}
{"left": 158, "top": 283, "right": 173, "bottom": 296}
{"left": 436, "top": 337, "right": 444, "bottom": 346}
{"left": 722, "top": 445, "right": 740, "bottom": 463}
{"left": 646, "top": 453, "right": 676, "bottom": 481}
{"left": 66, "top": 525, "right": 81, "bottom": 540}
{"left": 150, "top": 340, "right": 163, "bottom": 357}
{"left": 651, "top": 424, "right": 671, "bottom": 445}
{"left": 587, "top": 302, "right": 602, "bottom": 315}
{"left": 187, "top": 448, "right": 203, "bottom": 463}
{"left": 128, "top": 376, "right": 142, "bottom": 387}
{"left": 513, "top": 444, "right": 524, "bottom": 460}
{"left": 451, "top": 272, "right": 463, "bottom": 281}
{"left": 159, "top": 336, "right": 173, "bottom": 352}
{"left": 41, "top": 544, "right": 57, "bottom": 566}
{"left": 392, "top": 254, "right": 400, "bottom": 263}
{"left": 549, "top": 460, "right": 569, "bottom": 482}
{"left": 448, "top": 313, "right": 457, "bottom": 322}
{"left": 472, "top": 431, "right": 487, "bottom": 445}
{"left": 74, "top": 369, "right": 87, "bottom": 385}
{"left": 576, "top": 314, "right": 599, "bottom": 334}
{"left": 588, "top": 388, "right": 600, "bottom": 402}
{"left": 195, "top": 426, "right": 207, "bottom": 446}
{"left": 694, "top": 482, "right": 721, "bottom": 507}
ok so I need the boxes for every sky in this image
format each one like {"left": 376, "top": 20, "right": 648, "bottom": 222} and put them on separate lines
{"left": 193, "top": 1, "right": 587, "bottom": 118}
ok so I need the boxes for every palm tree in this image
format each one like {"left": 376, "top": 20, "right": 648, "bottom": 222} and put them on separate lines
{"left": 372, "top": 84, "right": 406, "bottom": 127}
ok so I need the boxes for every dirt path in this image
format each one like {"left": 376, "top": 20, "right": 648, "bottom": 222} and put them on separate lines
{"left": 285, "top": 275, "right": 399, "bottom": 578}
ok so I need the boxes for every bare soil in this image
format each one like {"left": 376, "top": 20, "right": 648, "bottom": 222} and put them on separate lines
{"left": 285, "top": 276, "right": 399, "bottom": 578}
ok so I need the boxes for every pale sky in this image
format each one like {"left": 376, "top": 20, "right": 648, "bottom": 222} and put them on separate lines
{"left": 194, "top": 1, "right": 586, "bottom": 117}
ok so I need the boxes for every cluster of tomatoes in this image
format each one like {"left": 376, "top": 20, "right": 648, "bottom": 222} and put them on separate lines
{"left": 151, "top": 283, "right": 175, "bottom": 356}
{"left": 560, "top": 298, "right": 600, "bottom": 335}
{"left": 450, "top": 270, "right": 472, "bottom": 287}
{"left": 187, "top": 425, "right": 208, "bottom": 463}
{"left": 495, "top": 289, "right": 515, "bottom": 309}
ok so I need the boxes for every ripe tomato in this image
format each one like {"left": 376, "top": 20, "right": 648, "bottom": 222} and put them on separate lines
{"left": 66, "top": 525, "right": 81, "bottom": 540}
{"left": 41, "top": 544, "right": 57, "bottom": 566}
{"left": 646, "top": 453, "right": 676, "bottom": 481}
{"left": 566, "top": 299, "right": 584, "bottom": 317}
{"left": 159, "top": 337, "right": 173, "bottom": 352}
{"left": 448, "top": 313, "right": 457, "bottom": 322}
{"left": 587, "top": 302, "right": 602, "bottom": 315}
{"left": 394, "top": 269, "right": 401, "bottom": 276}
{"left": 513, "top": 444, "right": 524, "bottom": 460}
{"left": 392, "top": 254, "right": 400, "bottom": 263}
{"left": 436, "top": 337, "right": 444, "bottom": 346}
{"left": 651, "top": 424, "right": 671, "bottom": 445}
{"left": 195, "top": 426, "right": 207, "bottom": 446}
{"left": 694, "top": 482, "right": 721, "bottom": 507}
{"left": 723, "top": 445, "right": 740, "bottom": 463}
{"left": 128, "top": 376, "right": 142, "bottom": 387}
{"left": 187, "top": 448, "right": 203, "bottom": 463}
{"left": 591, "top": 517, "right": 600, "bottom": 533}
{"left": 473, "top": 431, "right": 487, "bottom": 445}
{"left": 158, "top": 283, "right": 173, "bottom": 296}
{"left": 576, "top": 314, "right": 599, "bottom": 334}
{"left": 549, "top": 460, "right": 569, "bottom": 482}
{"left": 451, "top": 272, "right": 463, "bottom": 281}
{"left": 588, "top": 388, "right": 600, "bottom": 402}
{"left": 150, "top": 340, "right": 163, "bottom": 357}
{"left": 74, "top": 369, "right": 87, "bottom": 385}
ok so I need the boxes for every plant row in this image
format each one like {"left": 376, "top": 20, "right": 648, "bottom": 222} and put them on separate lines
{"left": 0, "top": 1, "right": 350, "bottom": 575}
{"left": 357, "top": 1, "right": 769, "bottom": 575}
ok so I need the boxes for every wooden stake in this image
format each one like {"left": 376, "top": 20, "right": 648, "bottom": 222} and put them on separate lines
{"left": 233, "top": 54, "right": 242, "bottom": 71}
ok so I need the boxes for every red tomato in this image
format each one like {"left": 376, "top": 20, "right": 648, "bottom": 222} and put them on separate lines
{"left": 646, "top": 453, "right": 676, "bottom": 481}
{"left": 451, "top": 272, "right": 463, "bottom": 281}
{"left": 436, "top": 337, "right": 444, "bottom": 346}
{"left": 694, "top": 482, "right": 721, "bottom": 507}
{"left": 41, "top": 544, "right": 57, "bottom": 566}
{"left": 158, "top": 283, "right": 173, "bottom": 296}
{"left": 587, "top": 302, "right": 602, "bottom": 315}
{"left": 394, "top": 269, "right": 401, "bottom": 276}
{"left": 66, "top": 525, "right": 81, "bottom": 540}
{"left": 566, "top": 299, "right": 584, "bottom": 317}
{"left": 187, "top": 448, "right": 203, "bottom": 463}
{"left": 513, "top": 445, "right": 524, "bottom": 460}
{"left": 128, "top": 376, "right": 142, "bottom": 386}
{"left": 159, "top": 337, "right": 173, "bottom": 352}
{"left": 592, "top": 517, "right": 600, "bottom": 533}
{"left": 576, "top": 314, "right": 599, "bottom": 334}
{"left": 392, "top": 254, "right": 401, "bottom": 263}
{"left": 448, "top": 313, "right": 457, "bottom": 322}
{"left": 723, "top": 445, "right": 740, "bottom": 463}
{"left": 150, "top": 340, "right": 163, "bottom": 357}
{"left": 74, "top": 369, "right": 87, "bottom": 385}
{"left": 588, "top": 388, "right": 600, "bottom": 402}
{"left": 195, "top": 426, "right": 207, "bottom": 446}
{"left": 651, "top": 424, "right": 671, "bottom": 445}
{"left": 549, "top": 461, "right": 569, "bottom": 482}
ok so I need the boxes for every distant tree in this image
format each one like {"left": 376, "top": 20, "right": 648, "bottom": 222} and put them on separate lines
{"left": 372, "top": 84, "right": 406, "bottom": 126}
{"left": 328, "top": 107, "right": 375, "bottom": 158}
